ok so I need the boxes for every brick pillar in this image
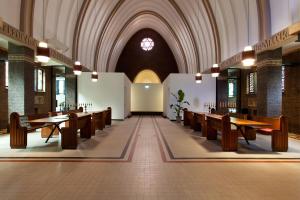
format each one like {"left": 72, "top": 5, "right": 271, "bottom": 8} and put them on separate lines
{"left": 65, "top": 67, "right": 77, "bottom": 108}
{"left": 256, "top": 48, "right": 282, "bottom": 117}
{"left": 8, "top": 43, "right": 35, "bottom": 115}
{"left": 0, "top": 60, "right": 8, "bottom": 129}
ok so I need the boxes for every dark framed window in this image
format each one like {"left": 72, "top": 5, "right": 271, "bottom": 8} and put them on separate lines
{"left": 247, "top": 72, "right": 257, "bottom": 94}
{"left": 5, "top": 61, "right": 8, "bottom": 88}
{"left": 34, "top": 68, "right": 46, "bottom": 92}
{"left": 281, "top": 66, "right": 285, "bottom": 93}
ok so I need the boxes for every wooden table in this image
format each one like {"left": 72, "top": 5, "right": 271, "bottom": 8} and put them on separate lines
{"left": 28, "top": 113, "right": 92, "bottom": 143}
{"left": 205, "top": 114, "right": 271, "bottom": 151}
{"left": 28, "top": 115, "right": 69, "bottom": 143}
{"left": 229, "top": 117, "right": 271, "bottom": 144}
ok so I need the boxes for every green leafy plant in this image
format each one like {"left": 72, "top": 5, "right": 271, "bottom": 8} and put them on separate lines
{"left": 170, "top": 89, "right": 190, "bottom": 118}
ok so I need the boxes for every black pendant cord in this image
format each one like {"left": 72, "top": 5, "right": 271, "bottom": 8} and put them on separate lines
{"left": 247, "top": 0, "right": 250, "bottom": 46}
{"left": 42, "top": 0, "right": 45, "bottom": 41}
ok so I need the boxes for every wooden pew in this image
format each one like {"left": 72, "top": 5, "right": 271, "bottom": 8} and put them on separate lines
{"left": 194, "top": 113, "right": 206, "bottom": 136}
{"left": 61, "top": 112, "right": 92, "bottom": 149}
{"left": 104, "top": 107, "right": 112, "bottom": 126}
{"left": 183, "top": 109, "right": 199, "bottom": 130}
{"left": 248, "top": 115, "right": 288, "bottom": 152}
{"left": 91, "top": 111, "right": 105, "bottom": 136}
{"left": 10, "top": 112, "right": 52, "bottom": 149}
{"left": 43, "top": 107, "right": 84, "bottom": 138}
{"left": 206, "top": 114, "right": 238, "bottom": 151}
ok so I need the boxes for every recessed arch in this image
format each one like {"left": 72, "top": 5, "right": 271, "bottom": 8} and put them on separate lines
{"left": 134, "top": 69, "right": 161, "bottom": 84}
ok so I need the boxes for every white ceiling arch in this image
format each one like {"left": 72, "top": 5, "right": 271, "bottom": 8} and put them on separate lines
{"left": 105, "top": 12, "right": 188, "bottom": 73}
{"left": 28, "top": 0, "right": 263, "bottom": 73}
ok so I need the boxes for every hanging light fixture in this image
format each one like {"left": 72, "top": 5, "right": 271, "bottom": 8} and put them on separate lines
{"left": 211, "top": 63, "right": 220, "bottom": 77}
{"left": 195, "top": 0, "right": 202, "bottom": 84}
{"left": 242, "top": 0, "right": 255, "bottom": 67}
{"left": 195, "top": 73, "right": 202, "bottom": 84}
{"left": 210, "top": 0, "right": 220, "bottom": 78}
{"left": 91, "top": 71, "right": 98, "bottom": 82}
{"left": 36, "top": 0, "right": 50, "bottom": 63}
{"left": 73, "top": 61, "right": 83, "bottom": 75}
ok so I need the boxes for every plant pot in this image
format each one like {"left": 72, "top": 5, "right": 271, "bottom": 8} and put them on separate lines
{"left": 176, "top": 116, "right": 182, "bottom": 123}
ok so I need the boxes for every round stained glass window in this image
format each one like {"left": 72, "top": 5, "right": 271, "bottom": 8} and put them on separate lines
{"left": 141, "top": 38, "right": 154, "bottom": 51}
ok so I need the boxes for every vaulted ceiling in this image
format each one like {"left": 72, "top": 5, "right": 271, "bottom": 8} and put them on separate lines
{"left": 1, "top": 0, "right": 300, "bottom": 73}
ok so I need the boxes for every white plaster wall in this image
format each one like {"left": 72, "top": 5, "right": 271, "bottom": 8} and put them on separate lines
{"left": 78, "top": 72, "right": 126, "bottom": 120}
{"left": 270, "top": 0, "right": 300, "bottom": 34}
{"left": 0, "top": 0, "right": 21, "bottom": 29}
{"left": 163, "top": 74, "right": 216, "bottom": 120}
{"left": 124, "top": 75, "right": 132, "bottom": 118}
{"left": 131, "top": 83, "right": 163, "bottom": 112}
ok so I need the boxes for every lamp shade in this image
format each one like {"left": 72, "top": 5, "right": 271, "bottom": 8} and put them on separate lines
{"left": 36, "top": 41, "right": 50, "bottom": 63}
{"left": 195, "top": 73, "right": 202, "bottom": 84}
{"left": 91, "top": 71, "right": 98, "bottom": 82}
{"left": 211, "top": 64, "right": 220, "bottom": 77}
{"left": 242, "top": 45, "right": 255, "bottom": 67}
{"left": 73, "top": 61, "right": 82, "bottom": 75}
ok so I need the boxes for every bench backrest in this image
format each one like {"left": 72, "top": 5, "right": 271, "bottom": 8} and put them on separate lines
{"left": 250, "top": 116, "right": 281, "bottom": 130}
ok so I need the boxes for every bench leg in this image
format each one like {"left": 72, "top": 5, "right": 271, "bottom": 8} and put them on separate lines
{"left": 61, "top": 127, "right": 77, "bottom": 149}
{"left": 222, "top": 131, "right": 238, "bottom": 151}
{"left": 272, "top": 131, "right": 288, "bottom": 152}
{"left": 10, "top": 128, "right": 27, "bottom": 149}
{"left": 207, "top": 126, "right": 217, "bottom": 140}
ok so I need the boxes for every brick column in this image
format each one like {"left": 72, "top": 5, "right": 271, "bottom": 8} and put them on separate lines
{"left": 8, "top": 43, "right": 35, "bottom": 115}
{"left": 65, "top": 67, "right": 77, "bottom": 108}
{"left": 256, "top": 48, "right": 282, "bottom": 117}
{"left": 0, "top": 60, "right": 8, "bottom": 129}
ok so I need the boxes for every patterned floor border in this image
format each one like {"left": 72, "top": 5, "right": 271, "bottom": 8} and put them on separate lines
{"left": 152, "top": 116, "right": 300, "bottom": 163}
{"left": 0, "top": 117, "right": 142, "bottom": 163}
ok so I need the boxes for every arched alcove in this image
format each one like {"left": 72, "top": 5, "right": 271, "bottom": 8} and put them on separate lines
{"left": 134, "top": 69, "right": 161, "bottom": 83}
{"left": 115, "top": 28, "right": 179, "bottom": 82}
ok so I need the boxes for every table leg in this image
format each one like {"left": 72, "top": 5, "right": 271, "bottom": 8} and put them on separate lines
{"left": 237, "top": 125, "right": 250, "bottom": 145}
{"left": 45, "top": 124, "right": 59, "bottom": 143}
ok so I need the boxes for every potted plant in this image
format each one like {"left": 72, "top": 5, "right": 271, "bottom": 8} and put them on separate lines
{"left": 170, "top": 89, "right": 190, "bottom": 123}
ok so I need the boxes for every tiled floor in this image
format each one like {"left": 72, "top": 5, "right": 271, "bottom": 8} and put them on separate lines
{"left": 1, "top": 116, "right": 300, "bottom": 200}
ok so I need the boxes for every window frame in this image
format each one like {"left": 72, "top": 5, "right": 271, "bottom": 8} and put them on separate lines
{"left": 247, "top": 72, "right": 257, "bottom": 95}
{"left": 5, "top": 61, "right": 8, "bottom": 89}
{"left": 34, "top": 68, "right": 46, "bottom": 92}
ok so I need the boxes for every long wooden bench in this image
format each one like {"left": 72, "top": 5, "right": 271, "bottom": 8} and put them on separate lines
{"left": 42, "top": 107, "right": 84, "bottom": 138}
{"left": 194, "top": 113, "right": 206, "bottom": 136}
{"left": 248, "top": 115, "right": 288, "bottom": 152}
{"left": 104, "top": 107, "right": 112, "bottom": 126}
{"left": 91, "top": 111, "right": 105, "bottom": 136}
{"left": 10, "top": 112, "right": 52, "bottom": 149}
{"left": 183, "top": 109, "right": 201, "bottom": 131}
{"left": 206, "top": 114, "right": 238, "bottom": 151}
{"left": 60, "top": 113, "right": 92, "bottom": 149}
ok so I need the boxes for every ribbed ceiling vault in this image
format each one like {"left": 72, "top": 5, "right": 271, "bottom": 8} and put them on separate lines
{"left": 27, "top": 0, "right": 261, "bottom": 74}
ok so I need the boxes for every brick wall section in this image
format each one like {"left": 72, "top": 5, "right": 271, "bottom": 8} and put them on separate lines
{"left": 0, "top": 61, "right": 8, "bottom": 129}
{"left": 8, "top": 43, "right": 35, "bottom": 115}
{"left": 282, "top": 66, "right": 300, "bottom": 134}
{"left": 65, "top": 67, "right": 77, "bottom": 108}
{"left": 256, "top": 66, "right": 282, "bottom": 116}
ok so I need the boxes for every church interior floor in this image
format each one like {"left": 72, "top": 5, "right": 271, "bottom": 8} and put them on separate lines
{"left": 1, "top": 116, "right": 300, "bottom": 200}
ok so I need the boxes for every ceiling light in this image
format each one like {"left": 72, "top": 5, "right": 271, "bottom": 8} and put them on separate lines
{"left": 91, "top": 71, "right": 98, "bottom": 82}
{"left": 195, "top": 73, "right": 202, "bottom": 84}
{"left": 73, "top": 61, "right": 82, "bottom": 75}
{"left": 242, "top": 45, "right": 255, "bottom": 67}
{"left": 211, "top": 63, "right": 220, "bottom": 78}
